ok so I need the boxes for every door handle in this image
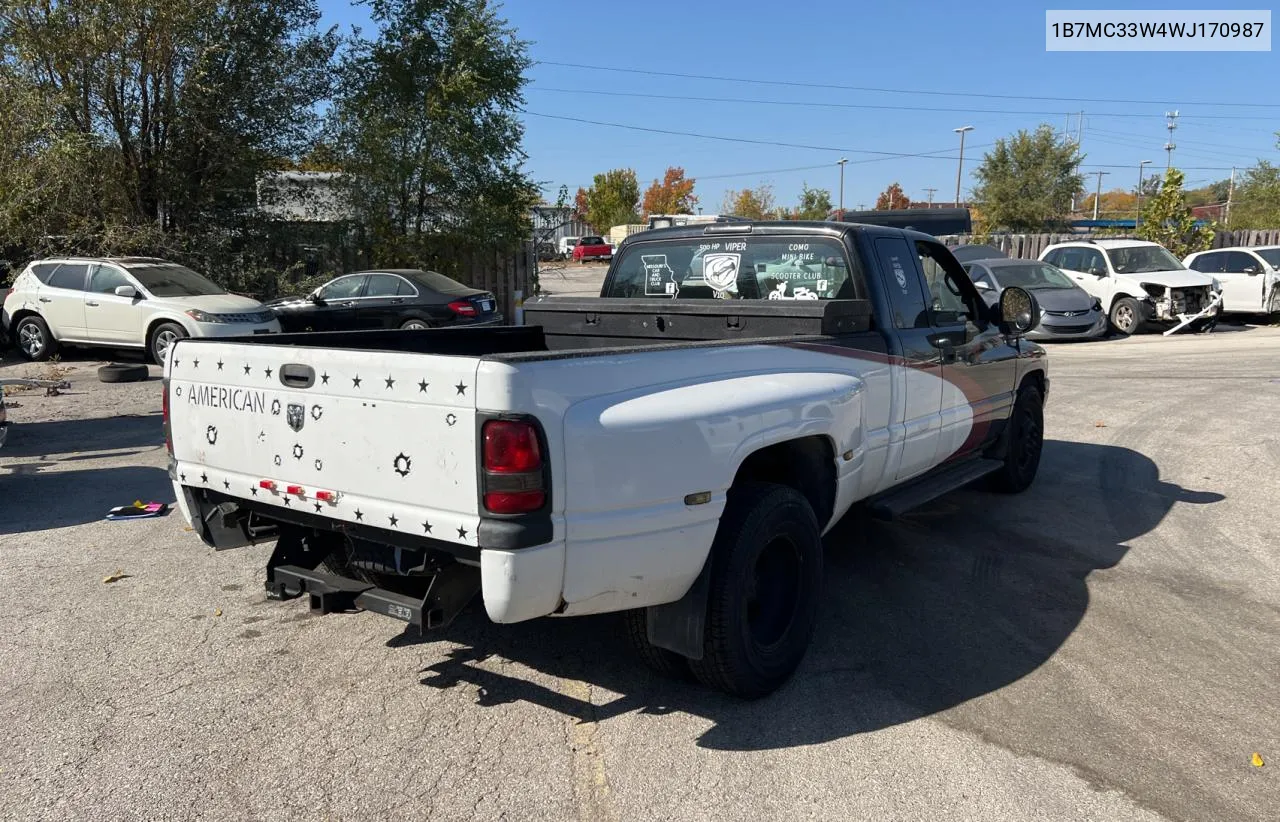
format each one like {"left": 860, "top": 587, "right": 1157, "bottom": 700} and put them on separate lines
{"left": 38, "top": 297, "right": 52, "bottom": 303}
{"left": 86, "top": 300, "right": 100, "bottom": 306}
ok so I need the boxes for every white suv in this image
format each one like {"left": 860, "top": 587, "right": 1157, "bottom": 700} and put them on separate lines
{"left": 1, "top": 257, "right": 280, "bottom": 364}
{"left": 1183, "top": 245, "right": 1280, "bottom": 316}
{"left": 1039, "top": 239, "right": 1221, "bottom": 334}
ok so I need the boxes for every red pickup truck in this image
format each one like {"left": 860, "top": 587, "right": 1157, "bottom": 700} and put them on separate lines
{"left": 571, "top": 235, "right": 613, "bottom": 263}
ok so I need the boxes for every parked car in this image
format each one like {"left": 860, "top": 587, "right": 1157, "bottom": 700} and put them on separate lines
{"left": 1039, "top": 239, "right": 1221, "bottom": 335}
{"left": 963, "top": 258, "right": 1107, "bottom": 341}
{"left": 1183, "top": 245, "right": 1280, "bottom": 316}
{"left": 165, "top": 219, "right": 1048, "bottom": 698}
{"left": 557, "top": 236, "right": 580, "bottom": 259}
{"left": 264, "top": 269, "right": 503, "bottom": 333}
{"left": 1, "top": 257, "right": 280, "bottom": 363}
{"left": 571, "top": 235, "right": 612, "bottom": 263}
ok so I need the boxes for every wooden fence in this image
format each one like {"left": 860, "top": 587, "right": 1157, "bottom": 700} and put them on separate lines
{"left": 449, "top": 240, "right": 537, "bottom": 323}
{"left": 937, "top": 229, "right": 1280, "bottom": 260}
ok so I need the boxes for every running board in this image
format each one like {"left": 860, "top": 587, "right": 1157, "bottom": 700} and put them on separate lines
{"left": 867, "top": 458, "right": 1003, "bottom": 521}
{"left": 266, "top": 563, "right": 480, "bottom": 630}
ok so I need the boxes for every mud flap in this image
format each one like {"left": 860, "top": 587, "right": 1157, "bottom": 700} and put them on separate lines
{"left": 645, "top": 558, "right": 712, "bottom": 660}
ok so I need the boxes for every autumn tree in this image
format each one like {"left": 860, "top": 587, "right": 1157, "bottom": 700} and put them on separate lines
{"left": 1080, "top": 187, "right": 1137, "bottom": 217}
{"left": 875, "top": 182, "right": 912, "bottom": 210}
{"left": 721, "top": 184, "right": 776, "bottom": 220}
{"left": 971, "top": 124, "right": 1084, "bottom": 231}
{"left": 1136, "top": 167, "right": 1214, "bottom": 257}
{"left": 1227, "top": 161, "right": 1280, "bottom": 228}
{"left": 581, "top": 168, "right": 640, "bottom": 231}
{"left": 641, "top": 166, "right": 698, "bottom": 216}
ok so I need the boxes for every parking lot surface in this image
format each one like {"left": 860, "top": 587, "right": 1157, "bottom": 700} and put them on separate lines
{"left": 1, "top": 327, "right": 1277, "bottom": 822}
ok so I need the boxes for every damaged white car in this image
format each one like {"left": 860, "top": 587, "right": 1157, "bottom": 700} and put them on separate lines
{"left": 1040, "top": 239, "right": 1222, "bottom": 335}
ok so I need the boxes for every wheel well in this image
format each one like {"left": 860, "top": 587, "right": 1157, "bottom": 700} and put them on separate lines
{"left": 1018, "top": 370, "right": 1045, "bottom": 399}
{"left": 145, "top": 317, "right": 186, "bottom": 347}
{"left": 731, "top": 436, "right": 837, "bottom": 529}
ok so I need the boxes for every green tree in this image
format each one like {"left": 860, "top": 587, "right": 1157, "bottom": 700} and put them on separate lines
{"left": 641, "top": 166, "right": 697, "bottom": 217}
{"left": 1227, "top": 161, "right": 1280, "bottom": 229}
{"left": 971, "top": 124, "right": 1084, "bottom": 231}
{"left": 326, "top": 0, "right": 535, "bottom": 258}
{"left": 581, "top": 168, "right": 640, "bottom": 231}
{"left": 778, "top": 183, "right": 832, "bottom": 220}
{"left": 875, "top": 182, "right": 912, "bottom": 210}
{"left": 721, "top": 184, "right": 776, "bottom": 220}
{"left": 1137, "top": 167, "right": 1215, "bottom": 256}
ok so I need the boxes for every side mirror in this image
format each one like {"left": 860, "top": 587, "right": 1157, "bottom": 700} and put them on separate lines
{"left": 998, "top": 286, "right": 1040, "bottom": 336}
{"left": 114, "top": 285, "right": 138, "bottom": 299}
{"left": 1089, "top": 267, "right": 1107, "bottom": 277}
{"left": 309, "top": 289, "right": 325, "bottom": 304}
{"left": 974, "top": 280, "right": 991, "bottom": 291}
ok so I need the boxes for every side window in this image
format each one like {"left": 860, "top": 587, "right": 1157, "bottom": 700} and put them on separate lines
{"left": 1225, "top": 251, "right": 1257, "bottom": 273}
{"left": 1043, "top": 249, "right": 1062, "bottom": 267}
{"left": 916, "top": 240, "right": 984, "bottom": 328}
{"left": 47, "top": 263, "right": 89, "bottom": 291}
{"left": 1081, "top": 249, "right": 1106, "bottom": 274}
{"left": 397, "top": 277, "right": 417, "bottom": 296}
{"left": 1187, "top": 253, "right": 1214, "bottom": 272}
{"left": 30, "top": 263, "right": 59, "bottom": 284}
{"left": 89, "top": 265, "right": 134, "bottom": 294}
{"left": 318, "top": 275, "right": 365, "bottom": 300}
{"left": 364, "top": 274, "right": 404, "bottom": 298}
{"left": 1056, "top": 248, "right": 1082, "bottom": 271}
{"left": 874, "top": 237, "right": 929, "bottom": 328}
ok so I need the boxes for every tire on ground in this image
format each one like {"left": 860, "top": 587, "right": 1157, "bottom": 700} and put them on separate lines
{"left": 1109, "top": 296, "right": 1143, "bottom": 335}
{"left": 97, "top": 363, "right": 150, "bottom": 383}
{"left": 14, "top": 315, "right": 57, "bottom": 361}
{"left": 687, "top": 482, "right": 823, "bottom": 699}
{"left": 989, "top": 382, "right": 1044, "bottom": 494}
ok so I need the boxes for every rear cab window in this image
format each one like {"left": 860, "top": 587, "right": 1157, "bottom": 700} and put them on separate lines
{"left": 603, "top": 234, "right": 862, "bottom": 301}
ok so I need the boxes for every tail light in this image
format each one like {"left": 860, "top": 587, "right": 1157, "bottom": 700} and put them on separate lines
{"left": 481, "top": 419, "right": 546, "bottom": 514}
{"left": 448, "top": 300, "right": 478, "bottom": 318}
{"left": 162, "top": 378, "right": 173, "bottom": 455}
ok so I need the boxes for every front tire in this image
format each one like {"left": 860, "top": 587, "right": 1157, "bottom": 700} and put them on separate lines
{"left": 149, "top": 322, "right": 187, "bottom": 365}
{"left": 687, "top": 482, "right": 823, "bottom": 699}
{"left": 400, "top": 319, "right": 430, "bottom": 330}
{"left": 990, "top": 383, "right": 1044, "bottom": 494}
{"left": 1109, "top": 296, "right": 1143, "bottom": 335}
{"left": 14, "top": 315, "right": 56, "bottom": 361}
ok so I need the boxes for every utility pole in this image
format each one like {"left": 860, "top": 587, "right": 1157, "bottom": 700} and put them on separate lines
{"left": 1225, "top": 166, "right": 1236, "bottom": 225}
{"left": 1072, "top": 111, "right": 1085, "bottom": 211}
{"left": 1092, "top": 170, "right": 1109, "bottom": 220}
{"left": 925, "top": 187, "right": 937, "bottom": 207}
{"left": 953, "top": 126, "right": 974, "bottom": 207}
{"left": 1164, "top": 110, "right": 1179, "bottom": 170}
{"left": 837, "top": 157, "right": 848, "bottom": 219}
{"left": 1136, "top": 159, "right": 1152, "bottom": 227}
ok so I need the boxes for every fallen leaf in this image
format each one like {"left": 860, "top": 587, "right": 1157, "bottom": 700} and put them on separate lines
{"left": 1252, "top": 752, "right": 1264, "bottom": 767}
{"left": 214, "top": 608, "right": 223, "bottom": 617}
{"left": 102, "top": 570, "right": 128, "bottom": 584}
{"left": 183, "top": 526, "right": 194, "bottom": 532}
{"left": 1094, "top": 421, "right": 1107, "bottom": 428}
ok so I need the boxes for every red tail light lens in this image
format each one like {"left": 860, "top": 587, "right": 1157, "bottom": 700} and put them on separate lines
{"left": 484, "top": 490, "right": 546, "bottom": 514}
{"left": 448, "top": 300, "right": 478, "bottom": 317}
{"left": 483, "top": 420, "right": 542, "bottom": 473}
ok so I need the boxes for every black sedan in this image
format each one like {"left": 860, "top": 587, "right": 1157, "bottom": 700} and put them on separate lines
{"left": 963, "top": 258, "right": 1108, "bottom": 341}
{"left": 265, "top": 269, "right": 504, "bottom": 333}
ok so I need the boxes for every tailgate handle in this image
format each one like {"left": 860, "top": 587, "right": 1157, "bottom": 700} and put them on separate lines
{"left": 279, "top": 364, "right": 315, "bottom": 389}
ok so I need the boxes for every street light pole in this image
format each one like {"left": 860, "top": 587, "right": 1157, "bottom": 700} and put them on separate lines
{"left": 1092, "top": 170, "right": 1109, "bottom": 220}
{"left": 953, "top": 126, "right": 974, "bottom": 207}
{"left": 1136, "top": 160, "right": 1152, "bottom": 227}
{"left": 837, "top": 158, "right": 848, "bottom": 218}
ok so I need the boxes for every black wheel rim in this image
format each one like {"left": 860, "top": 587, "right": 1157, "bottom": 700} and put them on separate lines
{"left": 1015, "top": 402, "right": 1042, "bottom": 474}
{"left": 745, "top": 535, "right": 802, "bottom": 649}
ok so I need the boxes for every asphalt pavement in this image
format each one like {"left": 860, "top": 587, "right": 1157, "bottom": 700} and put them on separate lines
{"left": 0, "top": 326, "right": 1277, "bottom": 822}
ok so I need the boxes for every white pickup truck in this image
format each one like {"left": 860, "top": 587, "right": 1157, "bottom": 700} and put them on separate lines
{"left": 166, "top": 220, "right": 1050, "bottom": 697}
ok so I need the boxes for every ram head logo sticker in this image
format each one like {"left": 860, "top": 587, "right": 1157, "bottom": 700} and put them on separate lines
{"left": 286, "top": 403, "right": 305, "bottom": 432}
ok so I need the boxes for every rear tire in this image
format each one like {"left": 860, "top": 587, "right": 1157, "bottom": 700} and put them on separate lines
{"left": 15, "top": 315, "right": 56, "bottom": 361}
{"left": 623, "top": 609, "right": 693, "bottom": 680}
{"left": 687, "top": 482, "right": 823, "bottom": 699}
{"left": 149, "top": 322, "right": 187, "bottom": 365}
{"left": 400, "top": 319, "right": 430, "bottom": 330}
{"left": 990, "top": 383, "right": 1044, "bottom": 494}
{"left": 1109, "top": 297, "right": 1143, "bottom": 335}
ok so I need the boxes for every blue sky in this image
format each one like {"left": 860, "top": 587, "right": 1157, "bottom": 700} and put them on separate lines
{"left": 317, "top": 0, "right": 1279, "bottom": 213}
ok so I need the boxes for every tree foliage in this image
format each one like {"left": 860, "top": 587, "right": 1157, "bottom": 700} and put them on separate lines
{"left": 1080, "top": 187, "right": 1138, "bottom": 217}
{"left": 1136, "top": 168, "right": 1215, "bottom": 257}
{"left": 874, "top": 182, "right": 912, "bottom": 210}
{"left": 325, "top": 0, "right": 536, "bottom": 260}
{"left": 641, "top": 166, "right": 697, "bottom": 217}
{"left": 580, "top": 168, "right": 640, "bottom": 231}
{"left": 1227, "top": 161, "right": 1280, "bottom": 229}
{"left": 721, "top": 184, "right": 776, "bottom": 220}
{"left": 778, "top": 183, "right": 832, "bottom": 220}
{"left": 971, "top": 124, "right": 1083, "bottom": 231}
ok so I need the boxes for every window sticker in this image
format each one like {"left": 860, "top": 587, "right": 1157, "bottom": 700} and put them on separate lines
{"left": 888, "top": 255, "right": 910, "bottom": 293}
{"left": 767, "top": 281, "right": 819, "bottom": 300}
{"left": 642, "top": 254, "right": 678, "bottom": 297}
{"left": 702, "top": 253, "right": 741, "bottom": 293}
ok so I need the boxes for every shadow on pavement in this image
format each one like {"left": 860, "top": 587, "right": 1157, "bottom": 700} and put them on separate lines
{"left": 0, "top": 464, "right": 174, "bottom": 535}
{"left": 0, "top": 413, "right": 163, "bottom": 459}
{"left": 396, "top": 440, "right": 1224, "bottom": 751}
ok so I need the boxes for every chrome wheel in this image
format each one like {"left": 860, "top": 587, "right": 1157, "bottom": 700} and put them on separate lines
{"left": 400, "top": 320, "right": 429, "bottom": 330}
{"left": 154, "top": 328, "right": 179, "bottom": 362}
{"left": 18, "top": 323, "right": 44, "bottom": 357}
{"left": 1114, "top": 304, "right": 1135, "bottom": 330}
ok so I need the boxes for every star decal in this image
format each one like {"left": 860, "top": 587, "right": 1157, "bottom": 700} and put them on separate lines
{"left": 445, "top": 413, "right": 457, "bottom": 427}
{"left": 310, "top": 404, "right": 323, "bottom": 421}
{"left": 223, "top": 479, "right": 230, "bottom": 490}
{"left": 320, "top": 372, "right": 330, "bottom": 385}
{"left": 418, "top": 379, "right": 429, "bottom": 393}
{"left": 250, "top": 486, "right": 259, "bottom": 496}
{"left": 206, "top": 425, "right": 218, "bottom": 445}
{"left": 264, "top": 366, "right": 273, "bottom": 378}
{"left": 314, "top": 502, "right": 323, "bottom": 513}
{"left": 180, "top": 473, "right": 186, "bottom": 482}
{"left": 243, "top": 364, "right": 251, "bottom": 375}
{"left": 274, "top": 455, "right": 282, "bottom": 466}
{"left": 217, "top": 360, "right": 224, "bottom": 371}
{"left": 292, "top": 444, "right": 304, "bottom": 460}
{"left": 456, "top": 525, "right": 468, "bottom": 540}
{"left": 455, "top": 381, "right": 467, "bottom": 396}
{"left": 192, "top": 358, "right": 199, "bottom": 369}
{"left": 200, "top": 472, "right": 208, "bottom": 484}
{"left": 283, "top": 496, "right": 291, "bottom": 506}
{"left": 354, "top": 509, "right": 364, "bottom": 522}
{"left": 388, "top": 514, "right": 399, "bottom": 528}
{"left": 422, "top": 520, "right": 433, "bottom": 534}
{"left": 172, "top": 357, "right": 180, "bottom": 367}
{"left": 393, "top": 453, "right": 412, "bottom": 477}
{"left": 314, "top": 458, "right": 323, "bottom": 471}
{"left": 352, "top": 375, "right": 362, "bottom": 388}
{"left": 384, "top": 374, "right": 395, "bottom": 389}
{"left": 271, "top": 399, "right": 282, "bottom": 416}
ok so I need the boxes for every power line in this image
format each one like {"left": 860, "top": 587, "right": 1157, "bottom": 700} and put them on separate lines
{"left": 534, "top": 60, "right": 1280, "bottom": 110}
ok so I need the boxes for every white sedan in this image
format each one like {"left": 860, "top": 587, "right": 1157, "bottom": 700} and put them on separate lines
{"left": 2, "top": 257, "right": 280, "bottom": 364}
{"left": 1183, "top": 246, "right": 1280, "bottom": 315}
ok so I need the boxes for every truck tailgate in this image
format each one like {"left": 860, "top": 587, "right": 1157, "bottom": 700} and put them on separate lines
{"left": 167, "top": 340, "right": 483, "bottom": 547}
